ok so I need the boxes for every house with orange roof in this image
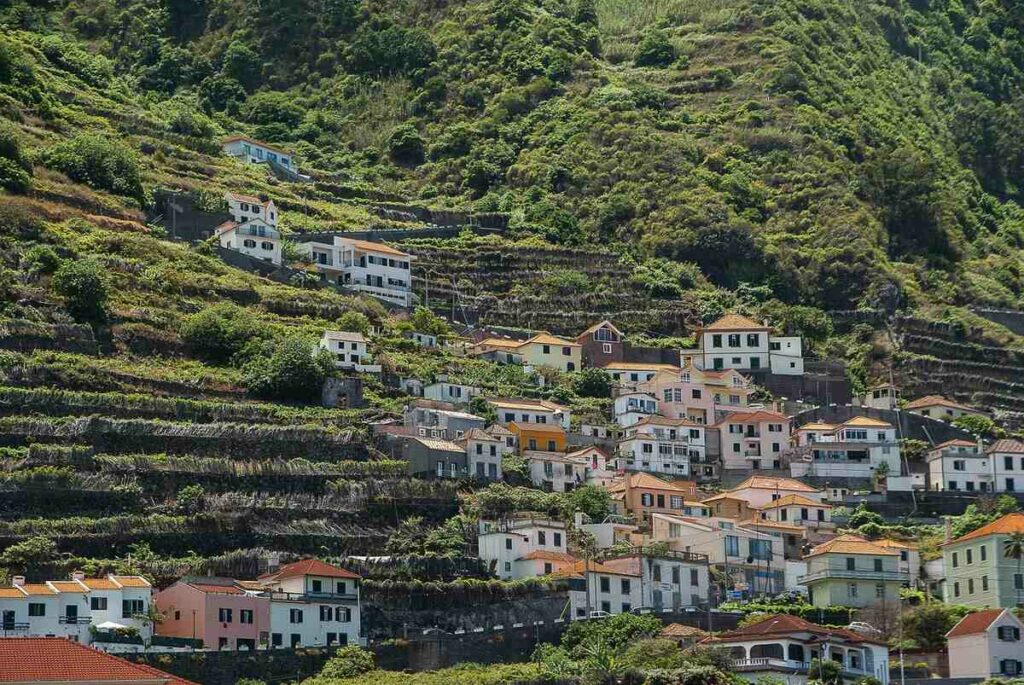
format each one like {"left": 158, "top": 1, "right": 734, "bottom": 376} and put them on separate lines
{"left": 926, "top": 438, "right": 988, "bottom": 492}
{"left": 946, "top": 607, "right": 1024, "bottom": 678}
{"left": 607, "top": 472, "right": 699, "bottom": 522}
{"left": 470, "top": 333, "right": 581, "bottom": 372}
{"left": 601, "top": 361, "right": 681, "bottom": 385}
{"left": 616, "top": 415, "right": 708, "bottom": 480}
{"left": 254, "top": 558, "right": 362, "bottom": 648}
{"left": 715, "top": 410, "right": 791, "bottom": 471}
{"left": 680, "top": 313, "right": 804, "bottom": 376}
{"left": 296, "top": 236, "right": 414, "bottom": 307}
{"left": 942, "top": 512, "right": 1024, "bottom": 609}
{"left": 510, "top": 421, "right": 567, "bottom": 455}
{"left": 699, "top": 613, "right": 890, "bottom": 684}
{"left": 0, "top": 573, "right": 152, "bottom": 647}
{"left": 637, "top": 362, "right": 753, "bottom": 425}
{"left": 755, "top": 493, "right": 834, "bottom": 532}
{"left": 798, "top": 534, "right": 907, "bottom": 608}
{"left": 905, "top": 395, "right": 988, "bottom": 421}
{"left": 0, "top": 637, "right": 198, "bottom": 685}
{"left": 790, "top": 415, "right": 901, "bottom": 482}
{"left": 726, "top": 475, "right": 825, "bottom": 509}
{"left": 872, "top": 538, "right": 921, "bottom": 586}
{"left": 486, "top": 396, "right": 571, "bottom": 429}
{"left": 225, "top": 191, "right": 278, "bottom": 228}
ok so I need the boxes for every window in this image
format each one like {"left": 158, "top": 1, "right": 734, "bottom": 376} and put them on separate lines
{"left": 982, "top": 576, "right": 989, "bottom": 592}
{"left": 240, "top": 609, "right": 253, "bottom": 624}
{"left": 122, "top": 599, "right": 144, "bottom": 618}
{"left": 967, "top": 549, "right": 973, "bottom": 564}
{"left": 542, "top": 345, "right": 550, "bottom": 354}
{"left": 243, "top": 239, "right": 256, "bottom": 248}
{"left": 554, "top": 532, "right": 562, "bottom": 547}
{"left": 90, "top": 597, "right": 108, "bottom": 611}
{"left": 747, "top": 334, "right": 759, "bottom": 347}
{"left": 953, "top": 460, "right": 966, "bottom": 471}
{"left": 670, "top": 496, "right": 683, "bottom": 509}
{"left": 981, "top": 545, "right": 987, "bottom": 561}
{"left": 874, "top": 559, "right": 883, "bottom": 572}
{"left": 1015, "top": 573, "right": 1023, "bottom": 590}
{"left": 219, "top": 637, "right": 229, "bottom": 650}
{"left": 997, "top": 626, "right": 1022, "bottom": 641}
{"left": 690, "top": 569, "right": 699, "bottom": 586}
{"left": 641, "top": 493, "right": 653, "bottom": 506}
{"left": 846, "top": 557, "right": 856, "bottom": 571}
{"left": 727, "top": 334, "right": 741, "bottom": 347}
{"left": 1000, "top": 660, "right": 1022, "bottom": 676}
{"left": 621, "top": 579, "right": 631, "bottom": 594}
{"left": 712, "top": 335, "right": 722, "bottom": 348}
{"left": 320, "top": 606, "right": 332, "bottom": 621}
{"left": 848, "top": 584, "right": 858, "bottom": 597}
{"left": 261, "top": 241, "right": 274, "bottom": 251}
{"left": 28, "top": 603, "right": 45, "bottom": 617}
{"left": 562, "top": 346, "right": 571, "bottom": 356}
{"left": 952, "top": 552, "right": 959, "bottom": 568}
{"left": 272, "top": 633, "right": 282, "bottom": 647}
{"left": 725, "top": 535, "right": 739, "bottom": 557}
{"left": 954, "top": 581, "right": 961, "bottom": 597}
{"left": 1006, "top": 456, "right": 1014, "bottom": 471}
{"left": 875, "top": 584, "right": 885, "bottom": 598}
{"left": 538, "top": 531, "right": 546, "bottom": 546}
{"left": 335, "top": 607, "right": 350, "bottom": 622}
{"left": 968, "top": 578, "right": 975, "bottom": 593}
{"left": 505, "top": 538, "right": 513, "bottom": 550}
{"left": 692, "top": 389, "right": 702, "bottom": 399}
{"left": 219, "top": 608, "right": 233, "bottom": 623}
{"left": 312, "top": 579, "right": 323, "bottom": 593}
{"left": 290, "top": 609, "right": 304, "bottom": 624}
{"left": 600, "top": 577, "right": 610, "bottom": 593}
{"left": 749, "top": 539, "right": 772, "bottom": 561}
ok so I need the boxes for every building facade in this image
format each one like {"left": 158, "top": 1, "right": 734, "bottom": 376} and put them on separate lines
{"left": 943, "top": 512, "right": 1024, "bottom": 609}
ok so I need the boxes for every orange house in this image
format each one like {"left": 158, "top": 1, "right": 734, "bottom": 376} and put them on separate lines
{"left": 509, "top": 422, "right": 567, "bottom": 454}
{"left": 609, "top": 472, "right": 699, "bottom": 523}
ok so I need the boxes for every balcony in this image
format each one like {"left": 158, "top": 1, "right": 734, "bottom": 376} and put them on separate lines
{"left": 731, "top": 658, "right": 871, "bottom": 678}
{"left": 237, "top": 224, "right": 281, "bottom": 239}
{"left": 0, "top": 623, "right": 29, "bottom": 632}
{"left": 59, "top": 616, "right": 90, "bottom": 625}
{"left": 798, "top": 568, "right": 907, "bottom": 584}
{"left": 744, "top": 433, "right": 761, "bottom": 440}
{"left": 266, "top": 591, "right": 358, "bottom": 603}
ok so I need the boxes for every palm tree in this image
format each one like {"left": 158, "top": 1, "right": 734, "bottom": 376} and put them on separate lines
{"left": 1004, "top": 532, "right": 1024, "bottom": 607}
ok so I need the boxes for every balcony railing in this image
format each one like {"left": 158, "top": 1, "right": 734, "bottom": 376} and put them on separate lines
{"left": 236, "top": 224, "right": 281, "bottom": 239}
{"left": 59, "top": 616, "right": 90, "bottom": 625}
{"left": 798, "top": 568, "right": 908, "bottom": 584}
{"left": 0, "top": 623, "right": 29, "bottom": 632}
{"left": 266, "top": 591, "right": 358, "bottom": 603}
{"left": 731, "top": 658, "right": 870, "bottom": 678}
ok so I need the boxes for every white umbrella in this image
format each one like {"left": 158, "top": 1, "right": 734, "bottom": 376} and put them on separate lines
{"left": 95, "top": 621, "right": 128, "bottom": 630}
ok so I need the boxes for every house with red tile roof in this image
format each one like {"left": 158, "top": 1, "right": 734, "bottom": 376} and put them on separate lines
{"left": 799, "top": 534, "right": 908, "bottom": 609}
{"left": 296, "top": 236, "right": 415, "bottom": 307}
{"left": 943, "top": 512, "right": 1024, "bottom": 609}
{"left": 946, "top": 608, "right": 1024, "bottom": 678}
{"left": 0, "top": 637, "right": 197, "bottom": 685}
{"left": 699, "top": 613, "right": 890, "bottom": 684}
{"left": 0, "top": 573, "right": 152, "bottom": 647}
{"left": 905, "top": 395, "right": 988, "bottom": 420}
{"left": 680, "top": 313, "right": 804, "bottom": 377}
{"left": 790, "top": 415, "right": 902, "bottom": 482}
{"left": 154, "top": 576, "right": 269, "bottom": 651}
{"left": 714, "top": 409, "right": 791, "bottom": 472}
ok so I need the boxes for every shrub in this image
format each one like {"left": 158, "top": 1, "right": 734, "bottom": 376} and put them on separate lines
{"left": 570, "top": 368, "right": 612, "bottom": 398}
{"left": 175, "top": 484, "right": 206, "bottom": 514}
{"left": 0, "top": 121, "right": 31, "bottom": 193}
{"left": 388, "top": 124, "right": 425, "bottom": 165}
{"left": 40, "top": 134, "right": 144, "bottom": 203}
{"left": 52, "top": 259, "right": 108, "bottom": 323}
{"left": 336, "top": 311, "right": 371, "bottom": 335}
{"left": 0, "top": 157, "right": 31, "bottom": 193}
{"left": 0, "top": 535, "right": 58, "bottom": 569}
{"left": 180, "top": 303, "right": 270, "bottom": 364}
{"left": 242, "top": 336, "right": 333, "bottom": 401}
{"left": 0, "top": 202, "right": 43, "bottom": 239}
{"left": 635, "top": 30, "right": 676, "bottom": 68}
{"left": 317, "top": 646, "right": 375, "bottom": 678}
{"left": 23, "top": 245, "right": 61, "bottom": 274}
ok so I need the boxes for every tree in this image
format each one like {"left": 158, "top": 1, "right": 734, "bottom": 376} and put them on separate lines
{"left": 40, "top": 134, "right": 144, "bottom": 203}
{"left": 1005, "top": 532, "right": 1024, "bottom": 607}
{"left": 900, "top": 602, "right": 970, "bottom": 650}
{"left": 388, "top": 124, "right": 425, "bottom": 165}
{"left": 847, "top": 502, "right": 884, "bottom": 529}
{"left": 180, "top": 303, "right": 269, "bottom": 364}
{"left": 318, "top": 646, "right": 375, "bottom": 678}
{"left": 570, "top": 368, "right": 612, "bottom": 398}
{"left": 0, "top": 535, "right": 58, "bottom": 569}
{"left": 562, "top": 485, "right": 611, "bottom": 521}
{"left": 952, "top": 414, "right": 996, "bottom": 437}
{"left": 241, "top": 336, "right": 333, "bottom": 401}
{"left": 0, "top": 120, "right": 31, "bottom": 193}
{"left": 561, "top": 612, "right": 661, "bottom": 654}
{"left": 409, "top": 306, "right": 449, "bottom": 337}
{"left": 53, "top": 259, "right": 108, "bottom": 323}
{"left": 635, "top": 30, "right": 676, "bottom": 68}
{"left": 336, "top": 311, "right": 371, "bottom": 335}
{"left": 808, "top": 657, "right": 842, "bottom": 685}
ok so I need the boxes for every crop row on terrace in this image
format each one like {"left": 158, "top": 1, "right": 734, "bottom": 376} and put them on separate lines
{"left": 0, "top": 385, "right": 369, "bottom": 425}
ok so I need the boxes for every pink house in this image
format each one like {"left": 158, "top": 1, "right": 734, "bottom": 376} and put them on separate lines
{"left": 154, "top": 577, "right": 269, "bottom": 650}
{"left": 638, "top": 364, "right": 753, "bottom": 424}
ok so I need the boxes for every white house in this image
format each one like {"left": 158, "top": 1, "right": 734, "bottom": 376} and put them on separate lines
{"left": 222, "top": 135, "right": 299, "bottom": 175}
{"left": 905, "top": 395, "right": 988, "bottom": 421}
{"left": 225, "top": 192, "right": 278, "bottom": 227}
{"left": 790, "top": 416, "right": 901, "bottom": 481}
{"left": 255, "top": 559, "right": 362, "bottom": 648}
{"left": 456, "top": 428, "right": 511, "bottom": 480}
{"left": 0, "top": 574, "right": 152, "bottom": 645}
{"left": 216, "top": 218, "right": 282, "bottom": 264}
{"left": 601, "top": 362, "right": 681, "bottom": 386}
{"left": 986, "top": 439, "right": 1024, "bottom": 494}
{"left": 318, "top": 331, "right": 381, "bottom": 373}
{"left": 680, "top": 314, "right": 804, "bottom": 376}
{"left": 407, "top": 331, "right": 437, "bottom": 348}
{"left": 726, "top": 476, "right": 826, "bottom": 510}
{"left": 613, "top": 391, "right": 660, "bottom": 427}
{"left": 854, "top": 383, "right": 900, "bottom": 410}
{"left": 927, "top": 439, "right": 989, "bottom": 492}
{"left": 525, "top": 451, "right": 588, "bottom": 493}
{"left": 299, "top": 237, "right": 414, "bottom": 308}
{"left": 616, "top": 416, "right": 706, "bottom": 478}
{"left": 478, "top": 516, "right": 569, "bottom": 580}
{"left": 701, "top": 614, "right": 890, "bottom": 685}
{"left": 486, "top": 398, "right": 570, "bottom": 429}
{"left": 423, "top": 380, "right": 481, "bottom": 405}
{"left": 946, "top": 608, "right": 1023, "bottom": 679}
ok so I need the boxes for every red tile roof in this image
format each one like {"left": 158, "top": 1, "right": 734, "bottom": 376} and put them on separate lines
{"left": 946, "top": 609, "right": 1006, "bottom": 638}
{"left": 0, "top": 638, "right": 198, "bottom": 684}
{"left": 699, "top": 314, "right": 768, "bottom": 332}
{"left": 519, "top": 550, "right": 576, "bottom": 563}
{"left": 987, "top": 439, "right": 1024, "bottom": 455}
{"left": 949, "top": 512, "right": 1024, "bottom": 544}
{"left": 259, "top": 558, "right": 360, "bottom": 581}
{"left": 702, "top": 613, "right": 884, "bottom": 645}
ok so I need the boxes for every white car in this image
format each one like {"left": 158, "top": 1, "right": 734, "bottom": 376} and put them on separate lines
{"left": 588, "top": 611, "right": 611, "bottom": 619}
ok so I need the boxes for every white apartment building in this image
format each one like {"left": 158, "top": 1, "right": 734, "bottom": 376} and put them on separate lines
{"left": 318, "top": 331, "right": 381, "bottom": 373}
{"left": 616, "top": 416, "right": 706, "bottom": 478}
{"left": 681, "top": 314, "right": 804, "bottom": 376}
{"left": 905, "top": 395, "right": 988, "bottom": 421}
{"left": 478, "top": 517, "right": 568, "bottom": 579}
{"left": 613, "top": 392, "right": 660, "bottom": 427}
{"left": 715, "top": 410, "right": 791, "bottom": 471}
{"left": 0, "top": 574, "right": 152, "bottom": 644}
{"left": 927, "top": 439, "right": 989, "bottom": 492}
{"left": 423, "top": 381, "right": 481, "bottom": 405}
{"left": 216, "top": 219, "right": 282, "bottom": 264}
{"left": 299, "top": 237, "right": 414, "bottom": 307}
{"left": 855, "top": 383, "right": 901, "bottom": 410}
{"left": 255, "top": 559, "right": 362, "bottom": 648}
{"left": 790, "top": 416, "right": 901, "bottom": 480}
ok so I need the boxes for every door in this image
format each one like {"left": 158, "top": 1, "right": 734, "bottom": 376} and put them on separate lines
{"left": 65, "top": 605, "right": 77, "bottom": 623}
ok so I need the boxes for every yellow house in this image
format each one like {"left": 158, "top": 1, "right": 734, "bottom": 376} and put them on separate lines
{"left": 509, "top": 422, "right": 567, "bottom": 454}
{"left": 470, "top": 333, "right": 582, "bottom": 372}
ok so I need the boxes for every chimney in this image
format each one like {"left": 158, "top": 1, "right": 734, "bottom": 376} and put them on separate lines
{"left": 944, "top": 516, "right": 953, "bottom": 544}
{"left": 72, "top": 570, "right": 86, "bottom": 581}
{"left": 12, "top": 576, "right": 25, "bottom": 586}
